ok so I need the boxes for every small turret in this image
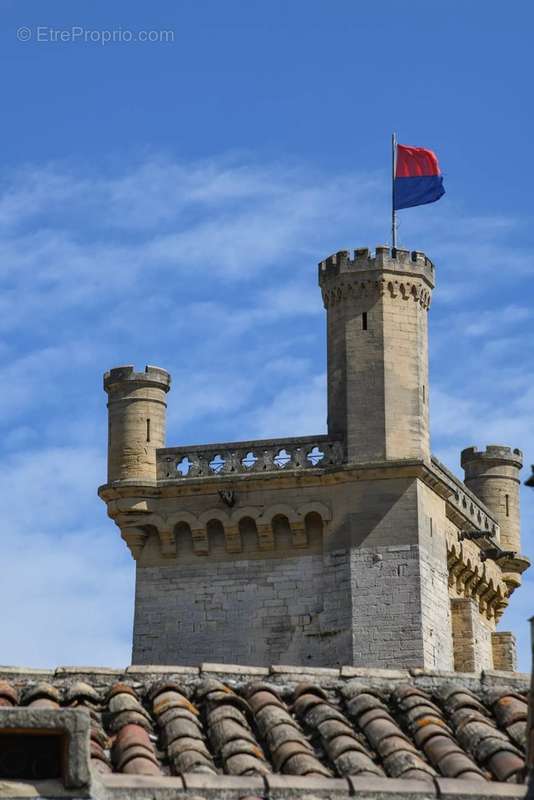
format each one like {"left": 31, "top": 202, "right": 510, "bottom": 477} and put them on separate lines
{"left": 104, "top": 365, "right": 171, "bottom": 484}
{"left": 461, "top": 445, "right": 523, "bottom": 553}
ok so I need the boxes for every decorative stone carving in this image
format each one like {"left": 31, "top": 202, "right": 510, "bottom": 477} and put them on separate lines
{"left": 157, "top": 437, "right": 344, "bottom": 481}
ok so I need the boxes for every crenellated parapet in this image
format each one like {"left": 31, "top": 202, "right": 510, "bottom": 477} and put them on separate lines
{"left": 104, "top": 364, "right": 171, "bottom": 392}
{"left": 318, "top": 245, "right": 435, "bottom": 277}
{"left": 319, "top": 246, "right": 434, "bottom": 310}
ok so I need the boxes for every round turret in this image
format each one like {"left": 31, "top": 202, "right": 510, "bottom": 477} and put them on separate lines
{"left": 461, "top": 445, "right": 523, "bottom": 553}
{"left": 104, "top": 365, "right": 171, "bottom": 483}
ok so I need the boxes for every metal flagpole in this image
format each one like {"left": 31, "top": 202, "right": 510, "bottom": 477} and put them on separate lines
{"left": 392, "top": 132, "right": 397, "bottom": 248}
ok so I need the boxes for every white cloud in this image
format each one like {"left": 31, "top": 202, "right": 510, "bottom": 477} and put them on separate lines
{"left": 1, "top": 152, "right": 533, "bottom": 669}
{"left": 0, "top": 446, "right": 133, "bottom": 668}
{"left": 244, "top": 373, "right": 327, "bottom": 440}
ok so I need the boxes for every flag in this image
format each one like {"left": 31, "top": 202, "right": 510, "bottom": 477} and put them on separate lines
{"left": 394, "top": 144, "right": 445, "bottom": 210}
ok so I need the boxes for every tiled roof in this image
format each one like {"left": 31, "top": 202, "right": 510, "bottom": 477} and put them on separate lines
{"left": 0, "top": 665, "right": 529, "bottom": 791}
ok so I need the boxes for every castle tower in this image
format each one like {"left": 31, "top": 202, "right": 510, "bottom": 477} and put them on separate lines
{"left": 319, "top": 247, "right": 433, "bottom": 463}
{"left": 104, "top": 365, "right": 171, "bottom": 484}
{"left": 99, "top": 246, "right": 525, "bottom": 672}
{"left": 461, "top": 446, "right": 523, "bottom": 553}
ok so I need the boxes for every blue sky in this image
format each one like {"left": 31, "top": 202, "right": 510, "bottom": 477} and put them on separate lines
{"left": 1, "top": 0, "right": 533, "bottom": 670}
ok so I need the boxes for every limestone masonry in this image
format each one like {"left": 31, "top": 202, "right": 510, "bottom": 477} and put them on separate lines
{"left": 98, "top": 246, "right": 530, "bottom": 672}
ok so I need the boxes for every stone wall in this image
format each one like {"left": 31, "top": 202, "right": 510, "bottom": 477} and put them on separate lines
{"left": 346, "top": 481, "right": 454, "bottom": 670}
{"left": 132, "top": 475, "right": 457, "bottom": 670}
{"left": 133, "top": 527, "right": 352, "bottom": 667}
{"left": 349, "top": 543, "right": 425, "bottom": 667}
{"left": 451, "top": 598, "right": 493, "bottom": 672}
{"left": 417, "top": 482, "right": 454, "bottom": 670}
{"left": 492, "top": 631, "right": 517, "bottom": 671}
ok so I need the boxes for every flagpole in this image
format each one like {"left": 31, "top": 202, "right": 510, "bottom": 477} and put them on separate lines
{"left": 392, "top": 132, "right": 397, "bottom": 248}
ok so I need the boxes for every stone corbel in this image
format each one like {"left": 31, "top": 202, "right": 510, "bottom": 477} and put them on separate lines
{"left": 479, "top": 584, "right": 497, "bottom": 619}
{"left": 256, "top": 523, "right": 274, "bottom": 551}
{"left": 388, "top": 280, "right": 399, "bottom": 298}
{"left": 454, "top": 564, "right": 472, "bottom": 595}
{"left": 470, "top": 571, "right": 487, "bottom": 605}
{"left": 501, "top": 572, "right": 522, "bottom": 595}
{"left": 462, "top": 570, "right": 478, "bottom": 599}
{"left": 376, "top": 278, "right": 387, "bottom": 297}
{"left": 121, "top": 526, "right": 148, "bottom": 560}
{"left": 191, "top": 526, "right": 209, "bottom": 556}
{"left": 225, "top": 525, "right": 242, "bottom": 554}
{"left": 290, "top": 520, "right": 308, "bottom": 548}
{"left": 157, "top": 527, "right": 176, "bottom": 558}
{"left": 494, "top": 597, "right": 508, "bottom": 622}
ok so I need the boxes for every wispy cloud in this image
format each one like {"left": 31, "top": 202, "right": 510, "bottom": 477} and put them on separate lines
{"left": 0, "top": 446, "right": 132, "bottom": 668}
{"left": 1, "top": 152, "right": 532, "bottom": 669}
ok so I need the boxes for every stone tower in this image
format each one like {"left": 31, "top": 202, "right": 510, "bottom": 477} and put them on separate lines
{"left": 320, "top": 247, "right": 432, "bottom": 463}
{"left": 99, "top": 245, "right": 528, "bottom": 672}
{"left": 105, "top": 365, "right": 171, "bottom": 484}
{"left": 461, "top": 446, "right": 523, "bottom": 553}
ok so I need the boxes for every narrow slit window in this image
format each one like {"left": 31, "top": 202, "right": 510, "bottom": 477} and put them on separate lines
{"left": 505, "top": 493, "right": 509, "bottom": 517}
{"left": 146, "top": 418, "right": 151, "bottom": 443}
{"left": 362, "top": 312, "right": 368, "bottom": 330}
{"left": 422, "top": 385, "right": 426, "bottom": 404}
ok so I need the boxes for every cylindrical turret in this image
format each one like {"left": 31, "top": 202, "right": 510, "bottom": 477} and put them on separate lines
{"left": 104, "top": 365, "right": 171, "bottom": 483}
{"left": 461, "top": 445, "right": 523, "bottom": 553}
{"left": 318, "top": 246, "right": 434, "bottom": 463}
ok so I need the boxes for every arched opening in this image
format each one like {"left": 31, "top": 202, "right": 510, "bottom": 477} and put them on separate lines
{"left": 304, "top": 511, "right": 324, "bottom": 547}
{"left": 174, "top": 522, "right": 194, "bottom": 557}
{"left": 206, "top": 519, "right": 226, "bottom": 556}
{"left": 239, "top": 516, "right": 258, "bottom": 553}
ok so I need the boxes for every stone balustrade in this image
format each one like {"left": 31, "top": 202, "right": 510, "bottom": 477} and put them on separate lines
{"left": 157, "top": 435, "right": 344, "bottom": 481}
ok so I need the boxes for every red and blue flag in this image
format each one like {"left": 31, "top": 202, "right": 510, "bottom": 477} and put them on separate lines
{"left": 394, "top": 144, "right": 445, "bottom": 210}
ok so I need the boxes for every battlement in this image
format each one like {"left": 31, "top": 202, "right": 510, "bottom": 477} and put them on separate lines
{"left": 318, "top": 245, "right": 435, "bottom": 288}
{"left": 104, "top": 364, "right": 171, "bottom": 393}
{"left": 461, "top": 446, "right": 523, "bottom": 469}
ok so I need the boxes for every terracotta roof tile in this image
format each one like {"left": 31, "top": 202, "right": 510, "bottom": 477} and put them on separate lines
{"left": 292, "top": 685, "right": 382, "bottom": 778}
{"left": 0, "top": 680, "right": 18, "bottom": 706}
{"left": 0, "top": 667, "right": 527, "bottom": 784}
{"left": 246, "top": 682, "right": 330, "bottom": 777}
{"left": 201, "top": 680, "right": 269, "bottom": 776}
{"left": 151, "top": 681, "right": 216, "bottom": 775}
{"left": 390, "top": 684, "right": 485, "bottom": 781}
{"left": 343, "top": 688, "right": 435, "bottom": 782}
{"left": 434, "top": 685, "right": 525, "bottom": 782}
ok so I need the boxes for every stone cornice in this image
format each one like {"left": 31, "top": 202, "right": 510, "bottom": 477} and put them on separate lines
{"left": 99, "top": 457, "right": 496, "bottom": 537}
{"left": 320, "top": 274, "right": 432, "bottom": 310}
